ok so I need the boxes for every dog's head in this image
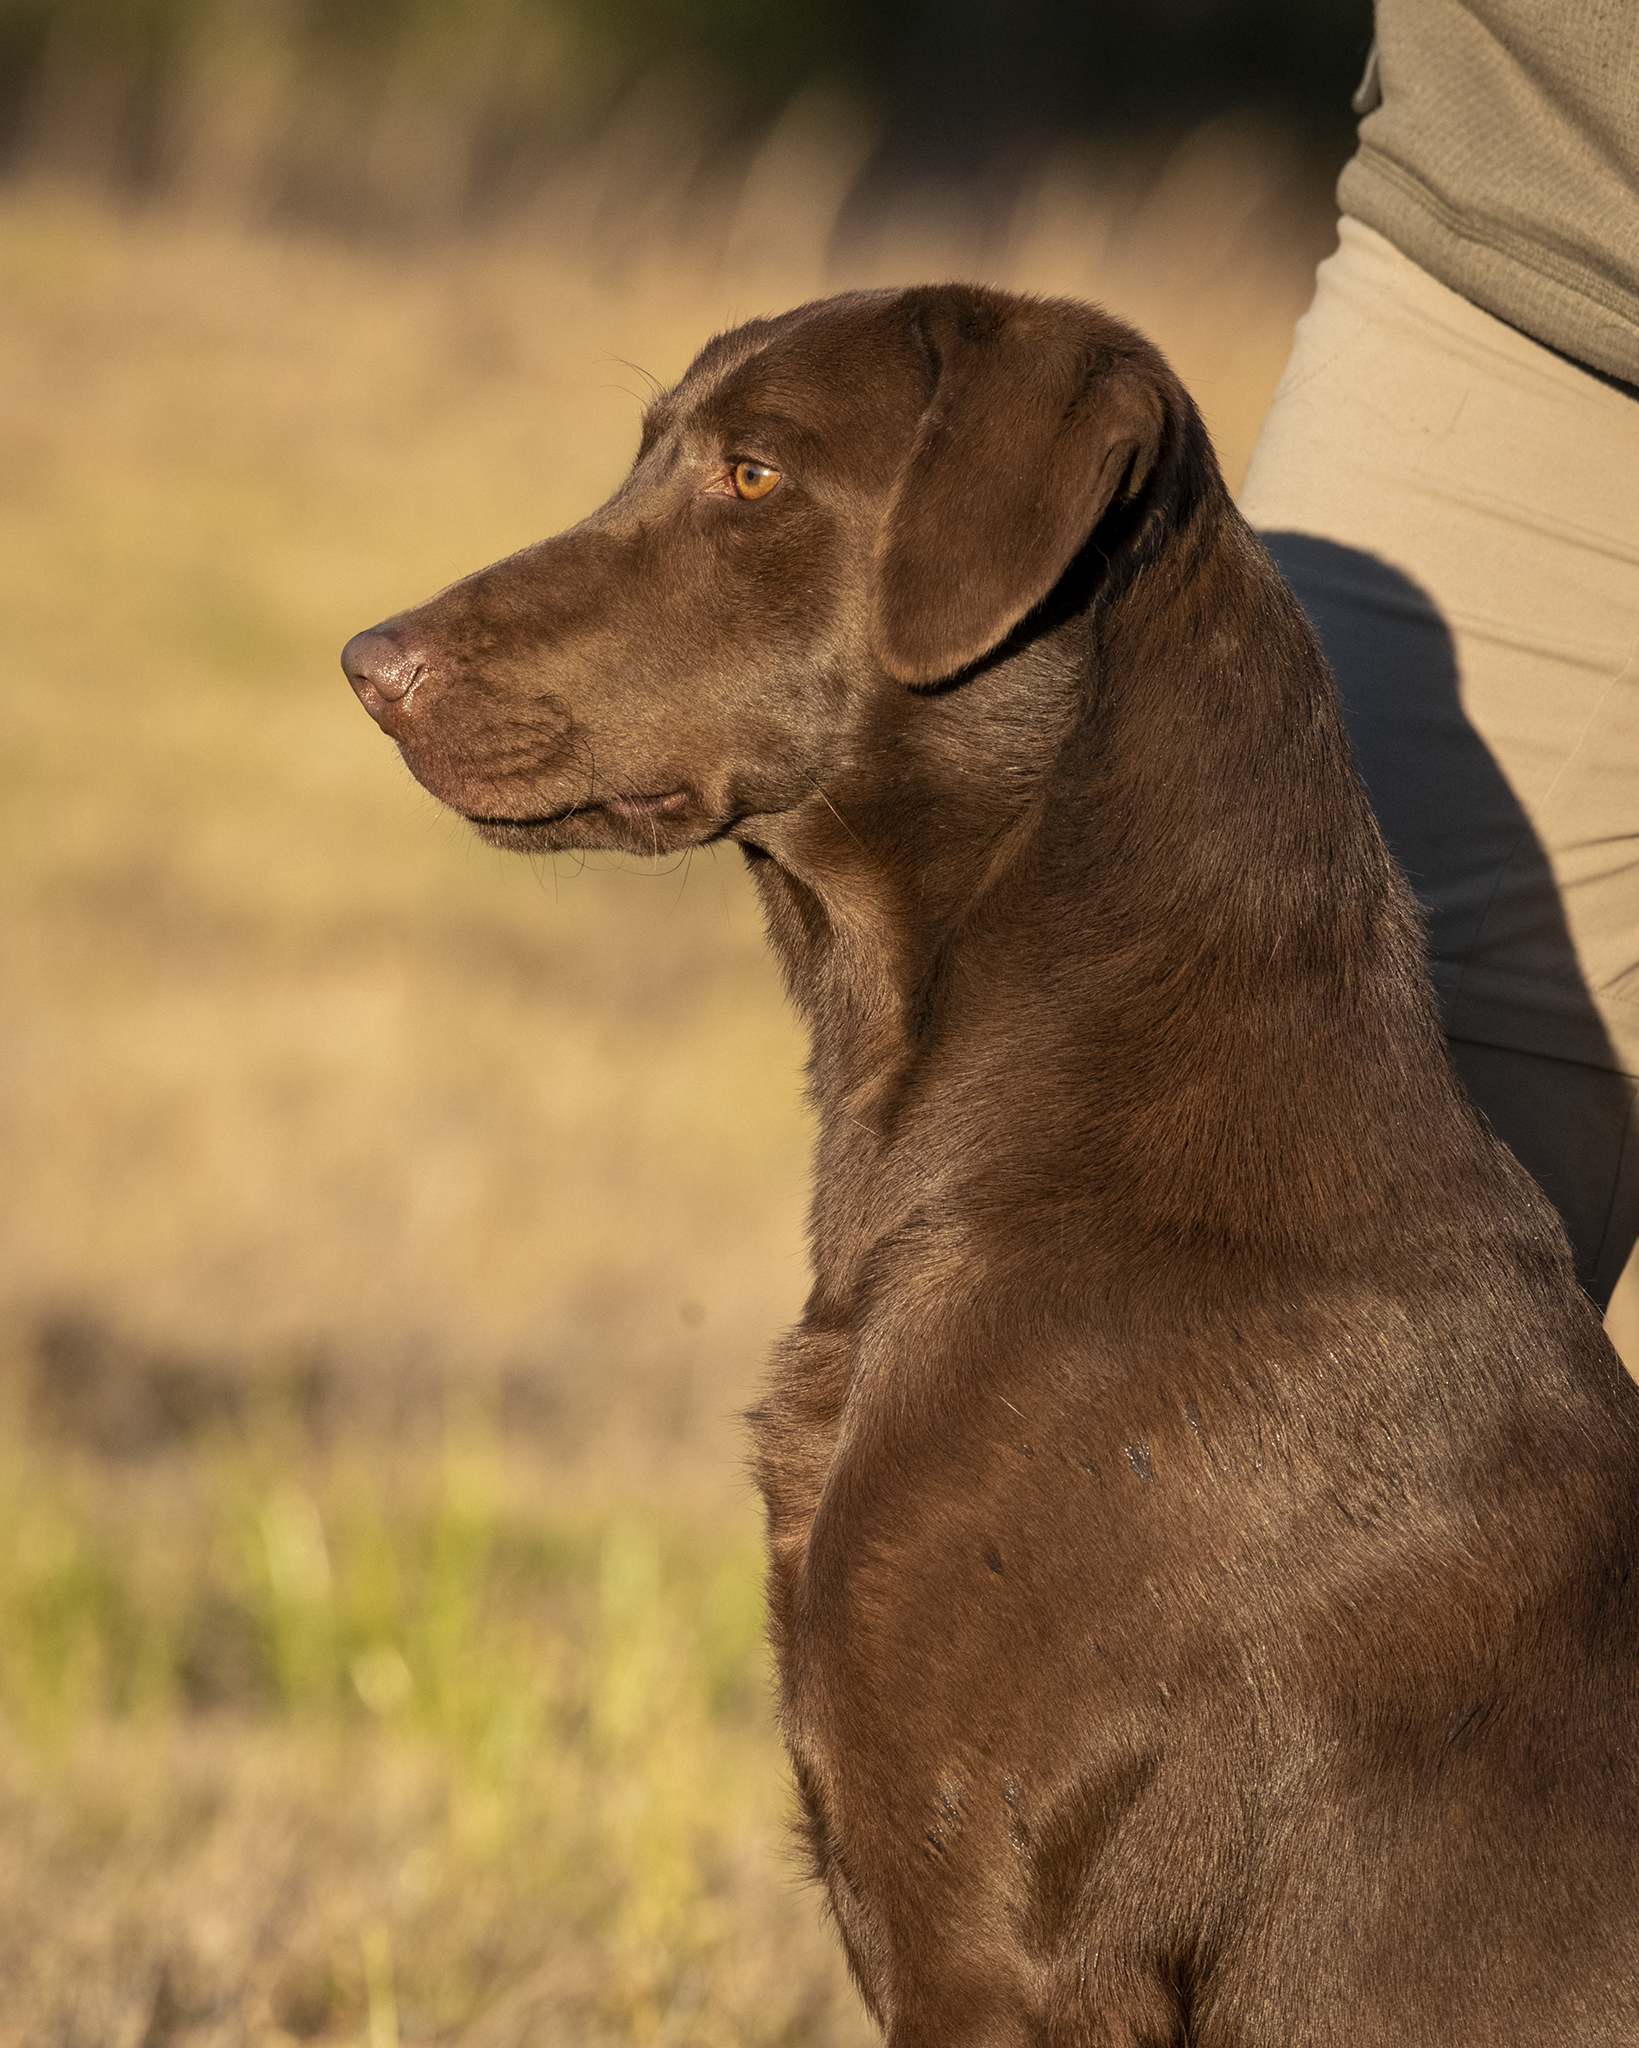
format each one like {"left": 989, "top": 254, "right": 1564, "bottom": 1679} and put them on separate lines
{"left": 342, "top": 285, "right": 1183, "bottom": 859}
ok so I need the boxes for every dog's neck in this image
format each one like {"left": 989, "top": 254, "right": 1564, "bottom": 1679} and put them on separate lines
{"left": 746, "top": 470, "right": 1463, "bottom": 1321}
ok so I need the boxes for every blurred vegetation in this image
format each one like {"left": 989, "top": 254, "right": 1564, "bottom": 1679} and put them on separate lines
{"left": 0, "top": 178, "right": 839, "bottom": 2034}
{"left": 0, "top": 0, "right": 1374, "bottom": 231}
{"left": 0, "top": 1342, "right": 867, "bottom": 2043}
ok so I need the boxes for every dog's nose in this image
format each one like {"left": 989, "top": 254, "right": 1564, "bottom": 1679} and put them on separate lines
{"left": 342, "top": 627, "right": 424, "bottom": 723}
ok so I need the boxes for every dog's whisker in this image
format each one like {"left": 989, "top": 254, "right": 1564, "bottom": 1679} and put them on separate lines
{"left": 804, "top": 772, "right": 865, "bottom": 851}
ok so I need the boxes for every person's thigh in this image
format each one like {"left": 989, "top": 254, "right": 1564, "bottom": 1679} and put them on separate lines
{"left": 1239, "top": 215, "right": 1639, "bottom": 1295}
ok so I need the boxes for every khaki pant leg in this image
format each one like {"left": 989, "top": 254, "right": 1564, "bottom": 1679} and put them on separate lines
{"left": 1239, "top": 215, "right": 1639, "bottom": 1305}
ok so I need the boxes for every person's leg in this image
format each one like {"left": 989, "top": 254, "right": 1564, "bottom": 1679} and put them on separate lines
{"left": 1239, "top": 216, "right": 1639, "bottom": 1300}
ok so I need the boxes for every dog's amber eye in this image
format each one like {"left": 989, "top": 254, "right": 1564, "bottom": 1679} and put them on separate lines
{"left": 732, "top": 460, "right": 781, "bottom": 500}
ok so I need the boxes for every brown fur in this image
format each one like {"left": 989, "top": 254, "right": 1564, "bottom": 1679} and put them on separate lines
{"left": 343, "top": 285, "right": 1639, "bottom": 2045}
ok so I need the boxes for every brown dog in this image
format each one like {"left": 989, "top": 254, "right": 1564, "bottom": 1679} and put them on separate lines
{"left": 344, "top": 286, "right": 1639, "bottom": 2045}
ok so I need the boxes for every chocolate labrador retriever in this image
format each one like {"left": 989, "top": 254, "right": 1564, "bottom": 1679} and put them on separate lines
{"left": 344, "top": 286, "right": 1639, "bottom": 2044}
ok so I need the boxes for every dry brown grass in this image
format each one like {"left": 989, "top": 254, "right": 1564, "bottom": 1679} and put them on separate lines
{"left": 2, "top": 133, "right": 1632, "bottom": 2045}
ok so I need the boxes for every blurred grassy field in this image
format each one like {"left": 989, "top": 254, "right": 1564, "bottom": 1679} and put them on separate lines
{"left": 2, "top": 132, "right": 1631, "bottom": 2046}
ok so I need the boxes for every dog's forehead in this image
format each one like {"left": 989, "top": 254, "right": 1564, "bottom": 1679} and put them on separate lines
{"left": 646, "top": 290, "right": 928, "bottom": 454}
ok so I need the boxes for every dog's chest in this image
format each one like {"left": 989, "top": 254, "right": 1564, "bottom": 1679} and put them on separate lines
{"left": 759, "top": 1328, "right": 1178, "bottom": 1796}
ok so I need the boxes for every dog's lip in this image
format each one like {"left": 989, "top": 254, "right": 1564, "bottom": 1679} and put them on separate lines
{"left": 604, "top": 790, "right": 690, "bottom": 821}
{"left": 463, "top": 790, "right": 689, "bottom": 830}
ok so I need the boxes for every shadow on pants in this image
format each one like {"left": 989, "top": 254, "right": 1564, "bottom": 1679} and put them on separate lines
{"left": 1262, "top": 532, "right": 1639, "bottom": 1329}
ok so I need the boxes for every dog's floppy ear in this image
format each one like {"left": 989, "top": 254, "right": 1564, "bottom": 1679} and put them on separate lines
{"left": 869, "top": 288, "right": 1168, "bottom": 685}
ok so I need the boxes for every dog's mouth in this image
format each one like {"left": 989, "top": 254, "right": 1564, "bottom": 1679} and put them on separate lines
{"left": 464, "top": 789, "right": 701, "bottom": 854}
